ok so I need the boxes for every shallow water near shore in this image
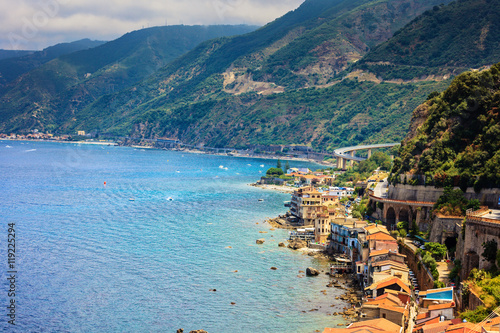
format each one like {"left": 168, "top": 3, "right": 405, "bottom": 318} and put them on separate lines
{"left": 0, "top": 141, "right": 350, "bottom": 332}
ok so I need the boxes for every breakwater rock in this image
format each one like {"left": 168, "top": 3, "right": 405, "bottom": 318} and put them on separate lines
{"left": 287, "top": 239, "right": 307, "bottom": 250}
{"left": 306, "top": 267, "right": 320, "bottom": 276}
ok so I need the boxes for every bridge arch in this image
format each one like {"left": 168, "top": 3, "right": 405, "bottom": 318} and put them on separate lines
{"left": 386, "top": 207, "right": 396, "bottom": 229}
{"left": 399, "top": 209, "right": 410, "bottom": 223}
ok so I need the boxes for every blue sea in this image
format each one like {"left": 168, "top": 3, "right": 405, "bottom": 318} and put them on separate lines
{"left": 0, "top": 141, "right": 349, "bottom": 333}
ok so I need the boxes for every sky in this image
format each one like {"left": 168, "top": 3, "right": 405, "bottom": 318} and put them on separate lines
{"left": 1, "top": 0, "right": 304, "bottom": 50}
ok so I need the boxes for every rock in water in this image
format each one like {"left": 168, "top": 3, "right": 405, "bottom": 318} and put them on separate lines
{"left": 189, "top": 331, "right": 208, "bottom": 333}
{"left": 278, "top": 242, "right": 286, "bottom": 247}
{"left": 287, "top": 239, "right": 307, "bottom": 250}
{"left": 306, "top": 267, "right": 320, "bottom": 276}
{"left": 177, "top": 330, "right": 184, "bottom": 333}
{"left": 256, "top": 239, "right": 265, "bottom": 244}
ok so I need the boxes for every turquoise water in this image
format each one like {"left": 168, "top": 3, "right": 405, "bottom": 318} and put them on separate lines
{"left": 0, "top": 141, "right": 349, "bottom": 332}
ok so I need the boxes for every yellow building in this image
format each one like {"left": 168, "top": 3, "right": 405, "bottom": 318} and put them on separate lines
{"left": 290, "top": 186, "right": 323, "bottom": 226}
{"left": 290, "top": 186, "right": 342, "bottom": 243}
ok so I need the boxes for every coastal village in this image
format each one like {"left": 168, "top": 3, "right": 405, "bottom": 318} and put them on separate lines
{"left": 256, "top": 158, "right": 500, "bottom": 333}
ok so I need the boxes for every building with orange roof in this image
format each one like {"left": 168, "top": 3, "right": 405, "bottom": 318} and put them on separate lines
{"left": 415, "top": 314, "right": 441, "bottom": 328}
{"left": 445, "top": 322, "right": 482, "bottom": 333}
{"left": 361, "top": 293, "right": 409, "bottom": 326}
{"left": 300, "top": 174, "right": 322, "bottom": 185}
{"left": 364, "top": 224, "right": 390, "bottom": 235}
{"left": 477, "top": 315, "right": 500, "bottom": 332}
{"left": 428, "top": 302, "right": 454, "bottom": 320}
{"left": 384, "top": 289, "right": 411, "bottom": 304}
{"left": 365, "top": 277, "right": 411, "bottom": 297}
{"left": 369, "top": 250, "right": 406, "bottom": 263}
{"left": 414, "top": 320, "right": 454, "bottom": 333}
{"left": 323, "top": 318, "right": 402, "bottom": 333}
{"left": 371, "top": 260, "right": 410, "bottom": 285}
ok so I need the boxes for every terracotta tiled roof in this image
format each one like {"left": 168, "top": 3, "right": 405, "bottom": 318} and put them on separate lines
{"left": 365, "top": 277, "right": 411, "bottom": 295}
{"left": 302, "top": 175, "right": 320, "bottom": 179}
{"left": 364, "top": 293, "right": 402, "bottom": 307}
{"left": 482, "top": 316, "right": 500, "bottom": 326}
{"left": 378, "top": 304, "right": 407, "bottom": 314}
{"left": 371, "top": 260, "right": 409, "bottom": 270}
{"left": 350, "top": 318, "right": 402, "bottom": 331}
{"left": 323, "top": 318, "right": 402, "bottom": 333}
{"left": 445, "top": 322, "right": 482, "bottom": 333}
{"left": 421, "top": 320, "right": 453, "bottom": 333}
{"left": 428, "top": 302, "right": 454, "bottom": 310}
{"left": 367, "top": 232, "right": 396, "bottom": 241}
{"left": 369, "top": 249, "right": 390, "bottom": 257}
{"left": 364, "top": 225, "right": 390, "bottom": 235}
{"left": 416, "top": 312, "right": 430, "bottom": 320}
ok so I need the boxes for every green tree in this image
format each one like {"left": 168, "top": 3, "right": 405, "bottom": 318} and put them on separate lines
{"left": 266, "top": 167, "right": 284, "bottom": 177}
{"left": 424, "top": 242, "right": 447, "bottom": 261}
{"left": 352, "top": 210, "right": 362, "bottom": 219}
{"left": 284, "top": 161, "right": 290, "bottom": 173}
{"left": 482, "top": 239, "right": 498, "bottom": 264}
{"left": 277, "top": 159, "right": 282, "bottom": 169}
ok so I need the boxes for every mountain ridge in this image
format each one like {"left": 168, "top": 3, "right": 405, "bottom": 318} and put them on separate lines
{"left": 0, "top": 25, "right": 258, "bottom": 133}
{"left": 0, "top": 39, "right": 107, "bottom": 89}
{"left": 1, "top": 0, "right": 499, "bottom": 153}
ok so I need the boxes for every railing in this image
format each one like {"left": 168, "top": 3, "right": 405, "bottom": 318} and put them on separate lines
{"left": 330, "top": 263, "right": 353, "bottom": 274}
{"left": 368, "top": 193, "right": 435, "bottom": 206}
{"left": 466, "top": 206, "right": 490, "bottom": 216}
{"left": 466, "top": 207, "right": 500, "bottom": 225}
{"left": 467, "top": 215, "right": 500, "bottom": 225}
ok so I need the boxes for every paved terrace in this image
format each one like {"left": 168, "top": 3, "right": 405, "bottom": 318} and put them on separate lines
{"left": 467, "top": 208, "right": 500, "bottom": 225}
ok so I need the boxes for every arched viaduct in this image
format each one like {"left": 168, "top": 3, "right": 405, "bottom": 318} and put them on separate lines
{"left": 368, "top": 191, "right": 435, "bottom": 231}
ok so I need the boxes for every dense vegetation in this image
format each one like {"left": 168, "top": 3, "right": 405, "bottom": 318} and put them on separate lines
{"left": 357, "top": 0, "right": 500, "bottom": 80}
{"left": 334, "top": 151, "right": 392, "bottom": 185}
{"left": 390, "top": 63, "right": 500, "bottom": 191}
{"left": 433, "top": 187, "right": 481, "bottom": 216}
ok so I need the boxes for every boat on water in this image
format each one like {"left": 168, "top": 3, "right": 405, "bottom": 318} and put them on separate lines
{"left": 167, "top": 197, "right": 174, "bottom": 201}
{"left": 129, "top": 198, "right": 135, "bottom": 201}
{"left": 258, "top": 199, "right": 264, "bottom": 202}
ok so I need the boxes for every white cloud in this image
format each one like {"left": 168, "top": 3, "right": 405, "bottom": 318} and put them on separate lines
{"left": 0, "top": 0, "right": 303, "bottom": 50}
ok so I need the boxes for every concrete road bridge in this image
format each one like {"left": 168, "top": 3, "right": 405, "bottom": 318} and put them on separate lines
{"left": 333, "top": 143, "right": 399, "bottom": 169}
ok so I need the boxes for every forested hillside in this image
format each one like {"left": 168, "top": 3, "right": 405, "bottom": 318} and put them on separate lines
{"left": 356, "top": 0, "right": 500, "bottom": 80}
{"left": 72, "top": 0, "right": 451, "bottom": 149}
{"left": 390, "top": 63, "right": 500, "bottom": 191}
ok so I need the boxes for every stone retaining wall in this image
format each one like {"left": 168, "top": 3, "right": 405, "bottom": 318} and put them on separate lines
{"left": 400, "top": 243, "right": 434, "bottom": 291}
{"left": 388, "top": 185, "right": 500, "bottom": 208}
